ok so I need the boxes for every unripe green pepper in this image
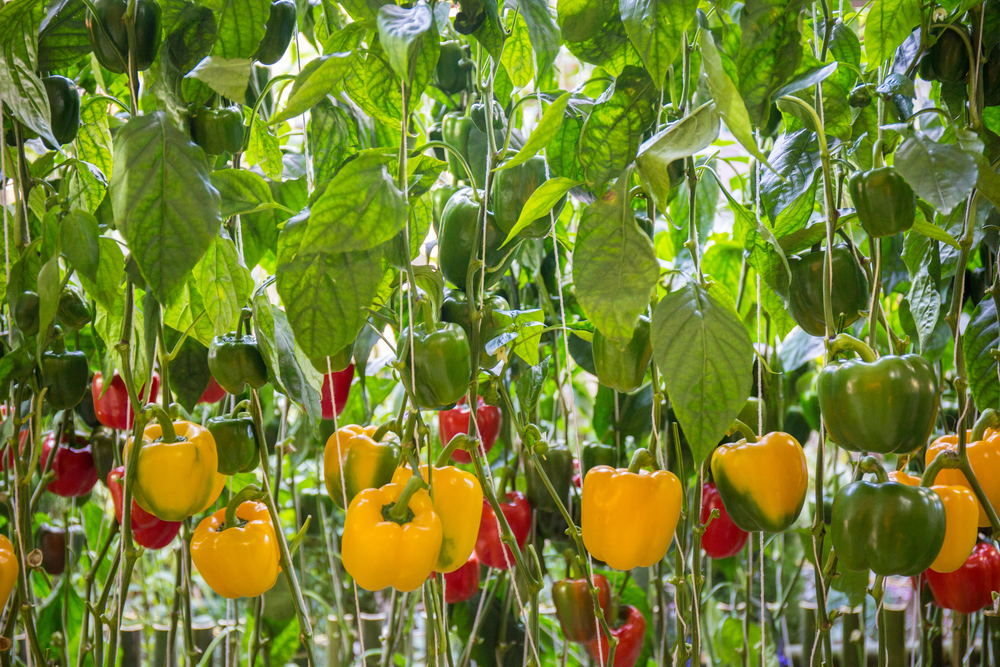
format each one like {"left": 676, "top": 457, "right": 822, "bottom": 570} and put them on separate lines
{"left": 920, "top": 27, "right": 970, "bottom": 83}
{"left": 591, "top": 318, "right": 652, "bottom": 394}
{"left": 435, "top": 41, "right": 469, "bottom": 95}
{"left": 397, "top": 322, "right": 472, "bottom": 409}
{"left": 787, "top": 245, "right": 869, "bottom": 338}
{"left": 58, "top": 286, "right": 92, "bottom": 329}
{"left": 848, "top": 166, "right": 915, "bottom": 238}
{"left": 41, "top": 339, "right": 90, "bottom": 410}
{"left": 86, "top": 0, "right": 162, "bottom": 73}
{"left": 254, "top": 0, "right": 296, "bottom": 65}
{"left": 208, "top": 312, "right": 269, "bottom": 395}
{"left": 431, "top": 185, "right": 459, "bottom": 235}
{"left": 440, "top": 290, "right": 510, "bottom": 368}
{"left": 581, "top": 442, "right": 616, "bottom": 478}
{"left": 15, "top": 291, "right": 40, "bottom": 337}
{"left": 437, "top": 188, "right": 517, "bottom": 291}
{"left": 42, "top": 76, "right": 80, "bottom": 148}
{"left": 525, "top": 442, "right": 573, "bottom": 513}
{"left": 190, "top": 106, "right": 245, "bottom": 156}
{"left": 441, "top": 112, "right": 483, "bottom": 186}
{"left": 207, "top": 402, "right": 258, "bottom": 474}
{"left": 493, "top": 156, "right": 565, "bottom": 239}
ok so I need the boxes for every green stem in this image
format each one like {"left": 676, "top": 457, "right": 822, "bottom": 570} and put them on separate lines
{"left": 146, "top": 404, "right": 179, "bottom": 442}
{"left": 223, "top": 484, "right": 262, "bottom": 530}
{"left": 971, "top": 408, "right": 1000, "bottom": 442}
{"left": 627, "top": 448, "right": 655, "bottom": 474}
{"left": 826, "top": 333, "right": 878, "bottom": 363}
{"left": 920, "top": 450, "right": 960, "bottom": 486}
{"left": 729, "top": 419, "right": 758, "bottom": 443}
{"left": 858, "top": 456, "right": 888, "bottom": 484}
{"left": 435, "top": 433, "right": 476, "bottom": 467}
{"left": 387, "top": 475, "right": 426, "bottom": 524}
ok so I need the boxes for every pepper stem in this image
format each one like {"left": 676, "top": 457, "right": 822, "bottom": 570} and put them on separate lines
{"left": 627, "top": 448, "right": 655, "bottom": 474}
{"left": 145, "top": 404, "right": 179, "bottom": 443}
{"left": 859, "top": 455, "right": 889, "bottom": 484}
{"left": 236, "top": 307, "right": 251, "bottom": 338}
{"left": 826, "top": 333, "right": 878, "bottom": 363}
{"left": 971, "top": 409, "right": 1000, "bottom": 443}
{"left": 387, "top": 475, "right": 427, "bottom": 524}
{"left": 229, "top": 399, "right": 251, "bottom": 419}
{"left": 373, "top": 420, "right": 396, "bottom": 442}
{"left": 920, "top": 450, "right": 961, "bottom": 487}
{"left": 223, "top": 484, "right": 263, "bottom": 530}
{"left": 436, "top": 433, "right": 478, "bottom": 467}
{"left": 729, "top": 419, "right": 758, "bottom": 443}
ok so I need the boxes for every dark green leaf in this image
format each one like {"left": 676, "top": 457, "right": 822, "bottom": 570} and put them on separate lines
{"left": 60, "top": 209, "right": 101, "bottom": 282}
{"left": 38, "top": 0, "right": 92, "bottom": 70}
{"left": 0, "top": 0, "right": 56, "bottom": 145}
{"left": 965, "top": 296, "right": 1000, "bottom": 413}
{"left": 620, "top": 0, "right": 698, "bottom": 87}
{"left": 759, "top": 130, "right": 821, "bottom": 226}
{"left": 167, "top": 332, "right": 212, "bottom": 410}
{"left": 895, "top": 131, "right": 978, "bottom": 215}
{"left": 736, "top": 0, "right": 806, "bottom": 126}
{"left": 636, "top": 101, "right": 720, "bottom": 209}
{"left": 253, "top": 294, "right": 323, "bottom": 425}
{"left": 517, "top": 0, "right": 561, "bottom": 78}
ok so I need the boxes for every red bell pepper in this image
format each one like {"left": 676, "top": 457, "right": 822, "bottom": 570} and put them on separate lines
{"left": 91, "top": 371, "right": 160, "bottom": 431}
{"left": 586, "top": 604, "right": 646, "bottom": 667}
{"left": 198, "top": 377, "right": 227, "bottom": 404}
{"left": 924, "top": 542, "right": 1000, "bottom": 613}
{"left": 320, "top": 363, "right": 354, "bottom": 419}
{"left": 474, "top": 491, "right": 531, "bottom": 570}
{"left": 0, "top": 428, "right": 30, "bottom": 471}
{"left": 442, "top": 555, "right": 480, "bottom": 603}
{"left": 439, "top": 397, "right": 501, "bottom": 464}
{"left": 701, "top": 482, "right": 749, "bottom": 559}
{"left": 553, "top": 573, "right": 612, "bottom": 643}
{"left": 41, "top": 431, "right": 98, "bottom": 497}
{"left": 107, "top": 467, "right": 182, "bottom": 549}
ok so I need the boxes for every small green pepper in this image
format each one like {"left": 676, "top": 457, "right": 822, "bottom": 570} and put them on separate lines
{"left": 207, "top": 401, "right": 258, "bottom": 474}
{"left": 397, "top": 322, "right": 472, "bottom": 409}
{"left": 190, "top": 106, "right": 245, "bottom": 156}
{"left": 254, "top": 0, "right": 296, "bottom": 65}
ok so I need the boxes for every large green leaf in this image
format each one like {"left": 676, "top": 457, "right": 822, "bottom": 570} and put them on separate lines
{"left": 635, "top": 101, "right": 720, "bottom": 209}
{"left": 60, "top": 209, "right": 101, "bottom": 282}
{"left": 736, "top": 0, "right": 806, "bottom": 127}
{"left": 309, "top": 101, "right": 364, "bottom": 184}
{"left": 564, "top": 13, "right": 642, "bottom": 76}
{"left": 253, "top": 294, "right": 323, "bottom": 425}
{"left": 619, "top": 0, "right": 698, "bottom": 88}
{"left": 162, "top": 0, "right": 217, "bottom": 74}
{"left": 557, "top": 0, "right": 615, "bottom": 42}
{"left": 500, "top": 12, "right": 535, "bottom": 88}
{"left": 194, "top": 234, "right": 253, "bottom": 335}
{"left": 895, "top": 131, "right": 978, "bottom": 216}
{"left": 211, "top": 169, "right": 278, "bottom": 217}
{"left": 76, "top": 99, "right": 114, "bottom": 179}
{"left": 965, "top": 296, "right": 1000, "bottom": 412}
{"left": 0, "top": 0, "right": 56, "bottom": 145}
{"left": 863, "top": 0, "right": 921, "bottom": 70}
{"left": 518, "top": 0, "right": 561, "bottom": 77}
{"left": 272, "top": 52, "right": 356, "bottom": 124}
{"left": 188, "top": 55, "right": 253, "bottom": 101}
{"left": 38, "top": 0, "right": 92, "bottom": 70}
{"left": 759, "top": 129, "right": 821, "bottom": 227}
{"left": 344, "top": 39, "right": 402, "bottom": 127}
{"left": 208, "top": 0, "right": 271, "bottom": 59}
{"left": 377, "top": 0, "right": 436, "bottom": 94}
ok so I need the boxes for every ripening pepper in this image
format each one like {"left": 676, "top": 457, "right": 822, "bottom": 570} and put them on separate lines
{"left": 86, "top": 0, "right": 162, "bottom": 73}
{"left": 320, "top": 363, "right": 354, "bottom": 419}
{"left": 848, "top": 167, "right": 916, "bottom": 238}
{"left": 192, "top": 495, "right": 282, "bottom": 599}
{"left": 254, "top": 0, "right": 296, "bottom": 65}
{"left": 92, "top": 371, "right": 160, "bottom": 431}
{"left": 442, "top": 555, "right": 480, "bottom": 603}
{"left": 525, "top": 443, "right": 574, "bottom": 514}
{"left": 435, "top": 41, "right": 469, "bottom": 95}
{"left": 108, "top": 467, "right": 181, "bottom": 549}
{"left": 41, "top": 344, "right": 90, "bottom": 410}
{"left": 324, "top": 424, "right": 400, "bottom": 509}
{"left": 437, "top": 188, "right": 516, "bottom": 291}
{"left": 190, "top": 107, "right": 245, "bottom": 156}
{"left": 818, "top": 334, "right": 938, "bottom": 454}
{"left": 889, "top": 469, "right": 977, "bottom": 573}
{"left": 391, "top": 462, "right": 483, "bottom": 573}
{"left": 398, "top": 322, "right": 471, "bottom": 409}
{"left": 207, "top": 402, "right": 258, "bottom": 475}
{"left": 925, "top": 427, "right": 1000, "bottom": 527}
{"left": 36, "top": 523, "right": 85, "bottom": 575}
{"left": 493, "top": 156, "right": 565, "bottom": 239}
{"left": 0, "top": 535, "right": 18, "bottom": 610}
{"left": 41, "top": 432, "right": 99, "bottom": 498}
{"left": 440, "top": 290, "right": 510, "bottom": 369}
{"left": 475, "top": 491, "right": 532, "bottom": 570}
{"left": 552, "top": 573, "right": 611, "bottom": 643}
{"left": 592, "top": 318, "right": 652, "bottom": 394}
{"left": 42, "top": 76, "right": 80, "bottom": 147}
{"left": 787, "top": 246, "right": 869, "bottom": 337}
{"left": 208, "top": 330, "right": 268, "bottom": 395}
{"left": 924, "top": 542, "right": 1000, "bottom": 614}
{"left": 582, "top": 449, "right": 682, "bottom": 570}
{"left": 831, "top": 460, "right": 946, "bottom": 576}
{"left": 701, "top": 481, "right": 749, "bottom": 559}
{"left": 439, "top": 397, "right": 502, "bottom": 464}
{"left": 711, "top": 431, "right": 808, "bottom": 533}
{"left": 342, "top": 476, "right": 443, "bottom": 592}
{"left": 586, "top": 605, "right": 647, "bottom": 667}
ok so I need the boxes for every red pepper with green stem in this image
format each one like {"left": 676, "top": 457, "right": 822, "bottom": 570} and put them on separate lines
{"left": 439, "top": 397, "right": 501, "bottom": 463}
{"left": 552, "top": 572, "right": 612, "bottom": 642}
{"left": 586, "top": 603, "right": 646, "bottom": 667}
{"left": 473, "top": 478, "right": 531, "bottom": 570}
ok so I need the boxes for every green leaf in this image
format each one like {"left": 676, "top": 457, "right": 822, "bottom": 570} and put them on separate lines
{"left": 564, "top": 12, "right": 643, "bottom": 76}
{"left": 209, "top": 0, "right": 271, "bottom": 59}
{"left": 110, "top": 112, "right": 222, "bottom": 303}
{"left": 167, "top": 334, "right": 212, "bottom": 410}
{"left": 967, "top": 296, "right": 1000, "bottom": 413}
{"left": 194, "top": 234, "right": 253, "bottom": 335}
{"left": 498, "top": 92, "right": 572, "bottom": 171}
{"left": 38, "top": 0, "right": 92, "bottom": 70}
{"left": 895, "top": 131, "right": 978, "bottom": 216}
{"left": 162, "top": 0, "right": 218, "bottom": 74}
{"left": 635, "top": 101, "right": 720, "bottom": 209}
{"left": 67, "top": 160, "right": 107, "bottom": 213}
{"left": 60, "top": 209, "right": 101, "bottom": 282}
{"left": 502, "top": 177, "right": 581, "bottom": 247}
{"left": 187, "top": 55, "right": 253, "bottom": 101}
{"left": 910, "top": 216, "right": 961, "bottom": 249}
{"left": 343, "top": 40, "right": 402, "bottom": 127}
{"left": 211, "top": 169, "right": 279, "bottom": 217}
{"left": 464, "top": 0, "right": 504, "bottom": 60}
{"left": 309, "top": 100, "right": 364, "bottom": 184}
{"left": 736, "top": 0, "right": 806, "bottom": 127}
{"left": 557, "top": 0, "right": 614, "bottom": 42}
{"left": 760, "top": 130, "right": 821, "bottom": 226}
{"left": 863, "top": 0, "right": 922, "bottom": 70}
{"left": 247, "top": 119, "right": 283, "bottom": 180}
{"left": 376, "top": 0, "right": 435, "bottom": 87}
{"left": 272, "top": 52, "right": 356, "bottom": 124}
{"left": 76, "top": 99, "right": 114, "bottom": 179}
{"left": 772, "top": 61, "right": 838, "bottom": 98}
{"left": 253, "top": 295, "right": 322, "bottom": 424}
{"left": 78, "top": 237, "right": 125, "bottom": 312}
{"left": 715, "top": 178, "right": 791, "bottom": 297}
{"left": 500, "top": 12, "right": 535, "bottom": 88}
{"left": 518, "top": 0, "right": 561, "bottom": 77}
{"left": 651, "top": 281, "right": 754, "bottom": 464}
{"left": 0, "top": 0, "right": 56, "bottom": 146}
{"left": 619, "top": 0, "right": 698, "bottom": 87}
{"left": 572, "top": 175, "right": 658, "bottom": 344}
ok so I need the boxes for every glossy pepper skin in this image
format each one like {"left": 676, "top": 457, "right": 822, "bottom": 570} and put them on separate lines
{"left": 787, "top": 246, "right": 869, "bottom": 337}
{"left": 701, "top": 482, "right": 749, "bottom": 559}
{"left": 437, "top": 188, "right": 515, "bottom": 291}
{"left": 254, "top": 0, "right": 296, "bottom": 64}
{"left": 192, "top": 500, "right": 281, "bottom": 599}
{"left": 889, "top": 470, "right": 977, "bottom": 573}
{"left": 324, "top": 425, "right": 400, "bottom": 509}
{"left": 475, "top": 491, "right": 532, "bottom": 570}
{"left": 92, "top": 371, "right": 160, "bottom": 430}
{"left": 441, "top": 113, "right": 486, "bottom": 187}
{"left": 441, "top": 291, "right": 510, "bottom": 368}
{"left": 442, "top": 555, "right": 479, "bottom": 603}
{"left": 552, "top": 574, "right": 611, "bottom": 643}
{"left": 711, "top": 432, "right": 808, "bottom": 533}
{"left": 926, "top": 429, "right": 1000, "bottom": 527}
{"left": 343, "top": 480, "right": 443, "bottom": 592}
{"left": 41, "top": 432, "right": 99, "bottom": 497}
{"left": 586, "top": 605, "right": 647, "bottom": 667}
{"left": 493, "top": 156, "right": 566, "bottom": 239}
{"left": 925, "top": 543, "right": 1000, "bottom": 614}
{"left": 107, "top": 467, "right": 181, "bottom": 549}
{"left": 41, "top": 348, "right": 90, "bottom": 410}
{"left": 86, "top": 0, "right": 162, "bottom": 73}
{"left": 582, "top": 462, "right": 682, "bottom": 570}
{"left": 207, "top": 408, "right": 258, "bottom": 475}
{"left": 37, "top": 524, "right": 85, "bottom": 575}
{"left": 398, "top": 323, "right": 471, "bottom": 409}
{"left": 42, "top": 76, "right": 80, "bottom": 147}
{"left": 58, "top": 286, "right": 92, "bottom": 330}
{"left": 438, "top": 397, "right": 501, "bottom": 464}
{"left": 89, "top": 428, "right": 117, "bottom": 484}
{"left": 208, "top": 333, "right": 268, "bottom": 395}
{"left": 190, "top": 107, "right": 244, "bottom": 156}
{"left": 848, "top": 167, "right": 916, "bottom": 238}
{"left": 526, "top": 443, "right": 574, "bottom": 513}
{"left": 320, "top": 363, "right": 354, "bottom": 419}
{"left": 435, "top": 41, "right": 469, "bottom": 95}
{"left": 126, "top": 420, "right": 224, "bottom": 521}
{"left": 0, "top": 535, "right": 18, "bottom": 610}
{"left": 392, "top": 464, "right": 482, "bottom": 572}
{"left": 592, "top": 318, "right": 652, "bottom": 394}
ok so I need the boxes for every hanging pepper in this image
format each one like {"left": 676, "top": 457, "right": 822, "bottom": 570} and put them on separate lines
{"left": 525, "top": 442, "right": 574, "bottom": 514}
{"left": 924, "top": 542, "right": 1000, "bottom": 614}
{"left": 581, "top": 442, "right": 616, "bottom": 479}
{"left": 711, "top": 426, "right": 807, "bottom": 533}
{"left": 787, "top": 246, "right": 869, "bottom": 337}
{"left": 42, "top": 76, "right": 80, "bottom": 147}
{"left": 592, "top": 318, "right": 652, "bottom": 394}
{"left": 582, "top": 449, "right": 682, "bottom": 570}
{"left": 14, "top": 291, "right": 39, "bottom": 337}
{"left": 474, "top": 491, "right": 532, "bottom": 570}
{"left": 208, "top": 311, "right": 269, "bottom": 394}
{"left": 925, "top": 415, "right": 1000, "bottom": 527}
{"left": 190, "top": 106, "right": 245, "bottom": 156}
{"left": 108, "top": 467, "right": 181, "bottom": 549}
{"left": 207, "top": 401, "right": 258, "bottom": 475}
{"left": 439, "top": 397, "right": 502, "bottom": 464}
{"left": 254, "top": 0, "right": 296, "bottom": 65}
{"left": 848, "top": 167, "right": 916, "bottom": 238}
{"left": 37, "top": 524, "right": 84, "bottom": 575}
{"left": 701, "top": 482, "right": 750, "bottom": 559}
{"left": 85, "top": 0, "right": 162, "bottom": 73}
{"left": 442, "top": 555, "right": 480, "bottom": 603}
{"left": 493, "top": 156, "right": 566, "bottom": 239}
{"left": 0, "top": 535, "right": 18, "bottom": 610}
{"left": 90, "top": 428, "right": 117, "bottom": 484}
{"left": 398, "top": 322, "right": 471, "bottom": 409}
{"left": 441, "top": 113, "right": 486, "bottom": 187}
{"left": 192, "top": 486, "right": 282, "bottom": 599}
{"left": 324, "top": 424, "right": 400, "bottom": 509}
{"left": 320, "top": 363, "right": 354, "bottom": 419}
{"left": 435, "top": 41, "right": 470, "bottom": 95}
{"left": 342, "top": 475, "right": 443, "bottom": 592}
{"left": 41, "top": 336, "right": 90, "bottom": 410}
{"left": 198, "top": 377, "right": 227, "bottom": 404}
{"left": 437, "top": 188, "right": 517, "bottom": 291}
{"left": 552, "top": 573, "right": 611, "bottom": 643}
{"left": 91, "top": 371, "right": 160, "bottom": 431}
{"left": 57, "top": 286, "right": 92, "bottom": 330}
{"left": 919, "top": 27, "right": 970, "bottom": 83}
{"left": 41, "top": 431, "right": 99, "bottom": 498}
{"left": 440, "top": 290, "right": 511, "bottom": 369}
{"left": 889, "top": 469, "right": 977, "bottom": 573}
{"left": 586, "top": 604, "right": 647, "bottom": 667}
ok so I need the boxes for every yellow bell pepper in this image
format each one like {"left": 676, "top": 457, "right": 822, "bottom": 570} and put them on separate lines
{"left": 581, "top": 449, "right": 682, "bottom": 571}
{"left": 0, "top": 535, "right": 18, "bottom": 609}
{"left": 324, "top": 424, "right": 401, "bottom": 509}
{"left": 889, "top": 469, "right": 978, "bottom": 573}
{"left": 926, "top": 428, "right": 1000, "bottom": 527}
{"left": 391, "top": 461, "right": 483, "bottom": 573}
{"left": 191, "top": 490, "right": 282, "bottom": 599}
{"left": 342, "top": 476, "right": 442, "bottom": 591}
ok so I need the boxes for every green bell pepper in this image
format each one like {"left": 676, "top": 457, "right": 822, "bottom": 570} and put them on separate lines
{"left": 526, "top": 443, "right": 573, "bottom": 513}
{"left": 42, "top": 76, "right": 80, "bottom": 148}
{"left": 493, "top": 156, "right": 565, "bottom": 239}
{"left": 58, "top": 286, "right": 92, "bottom": 330}
{"left": 431, "top": 185, "right": 459, "bottom": 235}
{"left": 15, "top": 291, "right": 40, "bottom": 337}
{"left": 788, "top": 245, "right": 869, "bottom": 337}
{"left": 190, "top": 106, "right": 245, "bottom": 156}
{"left": 41, "top": 340, "right": 90, "bottom": 410}
{"left": 437, "top": 188, "right": 517, "bottom": 291}
{"left": 207, "top": 310, "right": 269, "bottom": 395}
{"left": 849, "top": 166, "right": 915, "bottom": 238}
{"left": 397, "top": 322, "right": 472, "bottom": 409}
{"left": 90, "top": 428, "right": 117, "bottom": 485}
{"left": 207, "top": 401, "right": 258, "bottom": 474}
{"left": 592, "top": 318, "right": 652, "bottom": 394}
{"left": 435, "top": 41, "right": 470, "bottom": 95}
{"left": 86, "top": 0, "right": 162, "bottom": 73}
{"left": 440, "top": 290, "right": 510, "bottom": 368}
{"left": 919, "top": 27, "right": 970, "bottom": 83}
{"left": 254, "top": 0, "right": 296, "bottom": 65}
{"left": 581, "top": 442, "right": 616, "bottom": 478}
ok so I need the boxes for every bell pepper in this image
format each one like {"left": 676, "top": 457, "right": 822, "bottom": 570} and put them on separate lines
{"left": 919, "top": 27, "right": 970, "bottom": 83}
{"left": 207, "top": 402, "right": 258, "bottom": 475}
{"left": 91, "top": 371, "right": 160, "bottom": 431}
{"left": 787, "top": 245, "right": 869, "bottom": 337}
{"left": 324, "top": 424, "right": 400, "bottom": 509}
{"left": 76, "top": 386, "right": 101, "bottom": 430}
{"left": 442, "top": 555, "right": 480, "bottom": 603}
{"left": 42, "top": 76, "right": 80, "bottom": 147}
{"left": 552, "top": 573, "right": 611, "bottom": 643}
{"left": 439, "top": 397, "right": 501, "bottom": 464}
{"left": 41, "top": 343, "right": 90, "bottom": 410}
{"left": 320, "top": 363, "right": 354, "bottom": 419}
{"left": 586, "top": 604, "right": 647, "bottom": 667}
{"left": 437, "top": 188, "right": 516, "bottom": 291}
{"left": 90, "top": 428, "right": 117, "bottom": 484}
{"left": 701, "top": 481, "right": 749, "bottom": 559}
{"left": 254, "top": 0, "right": 296, "bottom": 65}
{"left": 36, "top": 523, "right": 84, "bottom": 576}
{"left": 848, "top": 167, "right": 916, "bottom": 238}
{"left": 398, "top": 322, "right": 471, "bottom": 409}
{"left": 198, "top": 377, "right": 227, "bottom": 404}
{"left": 592, "top": 318, "right": 652, "bottom": 394}
{"left": 711, "top": 427, "right": 807, "bottom": 533}
{"left": 925, "top": 421, "right": 1000, "bottom": 528}
{"left": 581, "top": 442, "right": 616, "bottom": 479}
{"left": 58, "top": 286, "right": 92, "bottom": 329}
{"left": 208, "top": 331, "right": 268, "bottom": 396}
{"left": 526, "top": 443, "right": 574, "bottom": 513}
{"left": 889, "top": 469, "right": 977, "bottom": 573}
{"left": 0, "top": 535, "right": 18, "bottom": 610}
{"left": 582, "top": 449, "right": 682, "bottom": 570}
{"left": 342, "top": 475, "right": 443, "bottom": 592}
{"left": 440, "top": 290, "right": 511, "bottom": 368}
{"left": 831, "top": 457, "right": 946, "bottom": 576}
{"left": 441, "top": 113, "right": 487, "bottom": 187}
{"left": 15, "top": 291, "right": 39, "bottom": 336}
{"left": 85, "top": 0, "right": 162, "bottom": 73}
{"left": 125, "top": 407, "right": 224, "bottom": 521}
{"left": 435, "top": 41, "right": 470, "bottom": 95}
{"left": 41, "top": 431, "right": 99, "bottom": 498}
{"left": 108, "top": 467, "right": 181, "bottom": 549}
{"left": 493, "top": 156, "right": 565, "bottom": 239}
{"left": 190, "top": 106, "right": 245, "bottom": 156}
{"left": 192, "top": 487, "right": 282, "bottom": 599}
{"left": 474, "top": 491, "right": 532, "bottom": 570}
{"left": 924, "top": 542, "right": 1000, "bottom": 614}
{"left": 818, "top": 334, "right": 938, "bottom": 454}
{"left": 391, "top": 457, "right": 483, "bottom": 573}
